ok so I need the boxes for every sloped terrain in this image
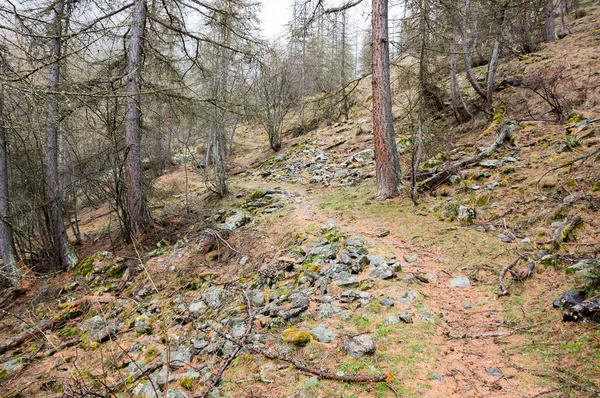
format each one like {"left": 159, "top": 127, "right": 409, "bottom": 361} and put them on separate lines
{"left": 1, "top": 6, "right": 600, "bottom": 398}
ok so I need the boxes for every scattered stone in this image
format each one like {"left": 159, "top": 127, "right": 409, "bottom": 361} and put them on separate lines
{"left": 553, "top": 289, "right": 587, "bottom": 308}
{"left": 134, "top": 381, "right": 162, "bottom": 398}
{"left": 134, "top": 314, "right": 153, "bottom": 335}
{"left": 340, "top": 291, "right": 360, "bottom": 303}
{"left": 367, "top": 255, "right": 386, "bottom": 266}
{"left": 380, "top": 299, "right": 394, "bottom": 307}
{"left": 378, "top": 230, "right": 390, "bottom": 238}
{"left": 480, "top": 159, "right": 499, "bottom": 168}
{"left": 188, "top": 301, "right": 208, "bottom": 317}
{"left": 163, "top": 346, "right": 192, "bottom": 370}
{"left": 202, "top": 287, "right": 226, "bottom": 309}
{"left": 497, "top": 234, "right": 513, "bottom": 243}
{"left": 247, "top": 290, "right": 265, "bottom": 307}
{"left": 222, "top": 210, "right": 251, "bottom": 230}
{"left": 166, "top": 390, "right": 188, "bottom": 398}
{"left": 403, "top": 254, "right": 419, "bottom": 263}
{"left": 311, "top": 325, "right": 337, "bottom": 343}
{"left": 518, "top": 237, "right": 532, "bottom": 247}
{"left": 383, "top": 315, "right": 399, "bottom": 325}
{"left": 486, "top": 368, "right": 503, "bottom": 377}
{"left": 458, "top": 206, "right": 476, "bottom": 224}
{"left": 344, "top": 334, "right": 375, "bottom": 358}
{"left": 337, "top": 276, "right": 359, "bottom": 288}
{"left": 462, "top": 301, "right": 472, "bottom": 309}
{"left": 563, "top": 295, "right": 600, "bottom": 322}
{"left": 450, "top": 276, "right": 471, "bottom": 288}
{"left": 370, "top": 265, "right": 394, "bottom": 280}
{"left": 352, "top": 149, "right": 375, "bottom": 162}
{"left": 80, "top": 315, "right": 116, "bottom": 343}
{"left": 282, "top": 328, "right": 312, "bottom": 346}
{"left": 127, "top": 360, "right": 150, "bottom": 380}
{"left": 399, "top": 312, "right": 413, "bottom": 324}
{"left": 430, "top": 373, "right": 442, "bottom": 381}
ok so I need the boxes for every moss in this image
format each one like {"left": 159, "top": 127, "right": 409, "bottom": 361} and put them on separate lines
{"left": 500, "top": 166, "right": 515, "bottom": 175}
{"left": 476, "top": 195, "right": 489, "bottom": 206}
{"left": 74, "top": 256, "right": 94, "bottom": 277}
{"left": 57, "top": 327, "right": 79, "bottom": 338}
{"left": 492, "top": 105, "right": 506, "bottom": 125}
{"left": 282, "top": 327, "right": 312, "bottom": 346}
{"left": 567, "top": 113, "right": 582, "bottom": 125}
{"left": 0, "top": 367, "right": 7, "bottom": 380}
{"left": 180, "top": 376, "right": 194, "bottom": 390}
{"left": 591, "top": 181, "right": 600, "bottom": 192}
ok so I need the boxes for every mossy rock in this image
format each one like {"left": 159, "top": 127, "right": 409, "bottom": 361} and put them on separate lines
{"left": 282, "top": 327, "right": 312, "bottom": 346}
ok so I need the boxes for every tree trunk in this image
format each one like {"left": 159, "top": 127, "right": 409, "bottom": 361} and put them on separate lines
{"left": 0, "top": 84, "right": 20, "bottom": 286}
{"left": 461, "top": 0, "right": 488, "bottom": 103}
{"left": 44, "top": 0, "right": 78, "bottom": 270}
{"left": 372, "top": 0, "right": 401, "bottom": 200}
{"left": 158, "top": 101, "right": 172, "bottom": 171}
{"left": 486, "top": 37, "right": 501, "bottom": 104}
{"left": 450, "top": 26, "right": 471, "bottom": 123}
{"left": 124, "top": 0, "right": 150, "bottom": 238}
{"left": 545, "top": 0, "right": 556, "bottom": 42}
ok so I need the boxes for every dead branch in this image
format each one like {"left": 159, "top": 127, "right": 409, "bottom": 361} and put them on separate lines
{"left": 444, "top": 331, "right": 511, "bottom": 339}
{"left": 210, "top": 328, "right": 391, "bottom": 383}
{"left": 552, "top": 216, "right": 582, "bottom": 250}
{"left": 195, "top": 290, "right": 254, "bottom": 398}
{"left": 0, "top": 319, "right": 55, "bottom": 355}
{"left": 498, "top": 258, "right": 520, "bottom": 296}
{"left": 420, "top": 122, "right": 519, "bottom": 190}
{"left": 536, "top": 148, "right": 600, "bottom": 193}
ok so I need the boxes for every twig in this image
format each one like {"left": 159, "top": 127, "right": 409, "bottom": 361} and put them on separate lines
{"left": 498, "top": 258, "right": 520, "bottom": 296}
{"left": 444, "top": 331, "right": 510, "bottom": 339}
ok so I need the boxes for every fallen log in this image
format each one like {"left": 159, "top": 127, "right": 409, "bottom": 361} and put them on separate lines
{"left": 0, "top": 319, "right": 55, "bottom": 355}
{"left": 420, "top": 122, "right": 520, "bottom": 190}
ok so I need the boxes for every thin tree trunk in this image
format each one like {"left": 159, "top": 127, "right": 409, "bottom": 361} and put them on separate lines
{"left": 341, "top": 10, "right": 349, "bottom": 121}
{"left": 486, "top": 37, "right": 501, "bottom": 104}
{"left": 0, "top": 84, "right": 20, "bottom": 286}
{"left": 461, "top": 0, "right": 488, "bottom": 102}
{"left": 545, "top": 0, "right": 556, "bottom": 42}
{"left": 45, "top": 0, "right": 78, "bottom": 270}
{"left": 372, "top": 0, "right": 401, "bottom": 200}
{"left": 559, "top": 0, "right": 567, "bottom": 38}
{"left": 124, "top": 0, "right": 150, "bottom": 238}
{"left": 450, "top": 26, "right": 471, "bottom": 123}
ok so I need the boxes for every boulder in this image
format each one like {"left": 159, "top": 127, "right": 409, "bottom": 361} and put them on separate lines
{"left": 344, "top": 334, "right": 375, "bottom": 358}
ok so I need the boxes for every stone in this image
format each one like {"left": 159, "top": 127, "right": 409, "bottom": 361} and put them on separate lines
{"left": 486, "top": 368, "right": 503, "bottom": 377}
{"left": 399, "top": 312, "right": 413, "bottom": 324}
{"left": 479, "top": 159, "right": 499, "bottom": 168}
{"left": 370, "top": 265, "right": 394, "bottom": 280}
{"left": 222, "top": 210, "right": 251, "bottom": 230}
{"left": 553, "top": 289, "right": 587, "bottom": 308}
{"left": 192, "top": 339, "right": 208, "bottom": 354}
{"left": 227, "top": 318, "right": 247, "bottom": 338}
{"left": 450, "top": 276, "right": 471, "bottom": 287}
{"left": 127, "top": 360, "right": 150, "bottom": 380}
{"left": 367, "top": 255, "right": 386, "bottom": 266}
{"left": 311, "top": 325, "right": 337, "bottom": 343}
{"left": 352, "top": 149, "right": 375, "bottom": 162}
{"left": 383, "top": 315, "right": 399, "bottom": 325}
{"left": 497, "top": 234, "right": 513, "bottom": 243}
{"left": 163, "top": 346, "right": 192, "bottom": 370}
{"left": 282, "top": 328, "right": 312, "bottom": 346}
{"left": 166, "top": 390, "right": 188, "bottom": 398}
{"left": 308, "top": 242, "right": 338, "bottom": 260}
{"left": 403, "top": 254, "right": 419, "bottom": 263}
{"left": 340, "top": 290, "right": 360, "bottom": 303}
{"left": 202, "top": 287, "right": 226, "bottom": 309}
{"left": 134, "top": 381, "right": 162, "bottom": 398}
{"left": 80, "top": 315, "right": 116, "bottom": 343}
{"left": 380, "top": 299, "right": 394, "bottom": 307}
{"left": 566, "top": 259, "right": 597, "bottom": 274}
{"left": 518, "top": 237, "right": 532, "bottom": 247}
{"left": 247, "top": 290, "right": 265, "bottom": 307}
{"left": 344, "top": 334, "right": 375, "bottom": 358}
{"left": 563, "top": 295, "right": 600, "bottom": 322}
{"left": 134, "top": 314, "right": 153, "bottom": 335}
{"left": 462, "top": 301, "right": 472, "bottom": 309}
{"left": 188, "top": 301, "right": 208, "bottom": 317}
{"left": 337, "top": 277, "right": 359, "bottom": 288}
{"left": 458, "top": 206, "right": 476, "bottom": 224}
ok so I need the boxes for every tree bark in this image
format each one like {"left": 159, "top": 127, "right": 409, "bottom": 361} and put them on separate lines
{"left": 124, "top": 0, "right": 151, "bottom": 238}
{"left": 0, "top": 84, "right": 20, "bottom": 286}
{"left": 461, "top": 0, "right": 488, "bottom": 103}
{"left": 44, "top": 0, "right": 78, "bottom": 270}
{"left": 371, "top": 0, "right": 401, "bottom": 200}
{"left": 545, "top": 0, "right": 556, "bottom": 42}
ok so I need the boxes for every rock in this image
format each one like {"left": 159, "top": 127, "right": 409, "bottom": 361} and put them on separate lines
{"left": 311, "top": 325, "right": 337, "bottom": 343}
{"left": 486, "top": 368, "right": 503, "bottom": 377}
{"left": 227, "top": 318, "right": 247, "bottom": 338}
{"left": 383, "top": 315, "right": 399, "bottom": 325}
{"left": 134, "top": 314, "right": 153, "bottom": 335}
{"left": 335, "top": 169, "right": 350, "bottom": 178}
{"left": 247, "top": 290, "right": 265, "bottom": 307}
{"left": 308, "top": 241, "right": 338, "bottom": 260}
{"left": 127, "top": 360, "right": 150, "bottom": 380}
{"left": 134, "top": 381, "right": 162, "bottom": 398}
{"left": 288, "top": 291, "right": 310, "bottom": 309}
{"left": 370, "top": 265, "right": 394, "bottom": 280}
{"left": 367, "top": 255, "right": 386, "bottom": 266}
{"left": 563, "top": 295, "right": 600, "bottom": 322}
{"left": 162, "top": 346, "right": 192, "bottom": 369}
{"left": 80, "top": 315, "right": 116, "bottom": 343}
{"left": 566, "top": 259, "right": 598, "bottom": 274}
{"left": 282, "top": 328, "right": 312, "bottom": 346}
{"left": 344, "top": 334, "right": 375, "bottom": 358}
{"left": 380, "top": 299, "right": 394, "bottom": 307}
{"left": 518, "top": 237, "right": 532, "bottom": 247}
{"left": 222, "top": 210, "right": 251, "bottom": 230}
{"left": 192, "top": 339, "right": 208, "bottom": 354}
{"left": 399, "top": 312, "right": 413, "bottom": 324}
{"left": 352, "top": 149, "right": 375, "bottom": 162}
{"left": 462, "top": 301, "right": 472, "bottom": 309}
{"left": 378, "top": 230, "right": 390, "bottom": 238}
{"left": 553, "top": 289, "right": 587, "bottom": 308}
{"left": 450, "top": 276, "right": 471, "bottom": 287}
{"left": 337, "top": 276, "right": 359, "bottom": 288}
{"left": 188, "top": 301, "right": 207, "bottom": 317}
{"left": 166, "top": 390, "right": 189, "bottom": 398}
{"left": 403, "top": 254, "right": 419, "bottom": 263}
{"left": 430, "top": 373, "right": 442, "bottom": 381}
{"left": 458, "top": 206, "right": 476, "bottom": 224}
{"left": 497, "top": 234, "right": 513, "bottom": 243}
{"left": 479, "top": 159, "right": 499, "bottom": 168}
{"left": 340, "top": 290, "right": 360, "bottom": 303}
{"left": 202, "top": 287, "right": 226, "bottom": 309}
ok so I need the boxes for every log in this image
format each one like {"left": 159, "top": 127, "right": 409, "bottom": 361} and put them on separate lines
{"left": 420, "top": 122, "right": 520, "bottom": 190}
{"left": 0, "top": 319, "right": 55, "bottom": 355}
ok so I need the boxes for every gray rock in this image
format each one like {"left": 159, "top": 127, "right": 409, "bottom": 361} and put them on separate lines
{"left": 202, "top": 287, "right": 226, "bottom": 309}
{"left": 166, "top": 390, "right": 189, "bottom": 398}
{"left": 133, "top": 380, "right": 162, "bottom": 398}
{"left": 227, "top": 318, "right": 247, "bottom": 338}
{"left": 162, "top": 346, "right": 192, "bottom": 369}
{"left": 340, "top": 312, "right": 353, "bottom": 321}
{"left": 403, "top": 254, "right": 419, "bottom": 263}
{"left": 311, "top": 325, "right": 337, "bottom": 343}
{"left": 127, "top": 360, "right": 150, "bottom": 380}
{"left": 518, "top": 237, "right": 532, "bottom": 247}
{"left": 479, "top": 159, "right": 499, "bottom": 168}
{"left": 80, "top": 315, "right": 116, "bottom": 343}
{"left": 486, "top": 368, "right": 503, "bottom": 377}
{"left": 247, "top": 290, "right": 265, "bottom": 307}
{"left": 370, "top": 265, "right": 394, "bottom": 280}
{"left": 189, "top": 300, "right": 208, "bottom": 317}
{"left": 337, "top": 276, "right": 359, "bottom": 288}
{"left": 399, "top": 312, "right": 413, "bottom": 324}
{"left": 430, "top": 373, "right": 442, "bottom": 381}
{"left": 380, "top": 299, "right": 394, "bottom": 307}
{"left": 344, "top": 334, "right": 375, "bottom": 358}
{"left": 134, "top": 314, "right": 153, "bottom": 335}
{"left": 462, "top": 301, "right": 472, "bottom": 309}
{"left": 308, "top": 242, "right": 338, "bottom": 260}
{"left": 352, "top": 149, "right": 375, "bottom": 162}
{"left": 367, "top": 255, "right": 386, "bottom": 267}
{"left": 192, "top": 339, "right": 208, "bottom": 354}
{"left": 222, "top": 210, "right": 251, "bottom": 230}
{"left": 458, "top": 206, "right": 476, "bottom": 224}
{"left": 383, "top": 315, "right": 399, "bottom": 325}
{"left": 497, "top": 234, "right": 513, "bottom": 243}
{"left": 340, "top": 290, "right": 360, "bottom": 303}
{"left": 450, "top": 276, "right": 471, "bottom": 287}
{"left": 335, "top": 169, "right": 350, "bottom": 178}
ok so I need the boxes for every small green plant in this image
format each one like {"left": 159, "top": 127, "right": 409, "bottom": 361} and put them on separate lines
{"left": 564, "top": 136, "right": 580, "bottom": 150}
{"left": 180, "top": 376, "right": 194, "bottom": 391}
{"left": 300, "top": 378, "right": 320, "bottom": 397}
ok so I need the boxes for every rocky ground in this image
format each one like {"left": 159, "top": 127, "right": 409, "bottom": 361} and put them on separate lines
{"left": 1, "top": 6, "right": 600, "bottom": 398}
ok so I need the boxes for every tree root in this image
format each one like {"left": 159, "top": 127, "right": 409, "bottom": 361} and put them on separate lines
{"left": 498, "top": 258, "right": 520, "bottom": 296}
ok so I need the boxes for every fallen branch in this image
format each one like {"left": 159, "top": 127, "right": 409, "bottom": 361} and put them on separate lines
{"left": 210, "top": 328, "right": 391, "bottom": 383}
{"left": 536, "top": 148, "right": 600, "bottom": 193}
{"left": 551, "top": 216, "right": 582, "bottom": 250}
{"left": 444, "top": 331, "right": 510, "bottom": 339}
{"left": 420, "top": 122, "right": 519, "bottom": 190}
{"left": 195, "top": 290, "right": 254, "bottom": 398}
{"left": 0, "top": 319, "right": 55, "bottom": 355}
{"left": 498, "top": 258, "right": 520, "bottom": 296}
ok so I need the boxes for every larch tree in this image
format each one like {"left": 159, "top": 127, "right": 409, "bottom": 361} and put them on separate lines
{"left": 371, "top": 0, "right": 401, "bottom": 200}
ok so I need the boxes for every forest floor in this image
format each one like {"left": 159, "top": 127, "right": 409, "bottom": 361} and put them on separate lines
{"left": 1, "top": 6, "right": 600, "bottom": 398}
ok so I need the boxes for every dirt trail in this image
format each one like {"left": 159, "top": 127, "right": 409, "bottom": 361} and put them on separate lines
{"left": 258, "top": 185, "right": 546, "bottom": 397}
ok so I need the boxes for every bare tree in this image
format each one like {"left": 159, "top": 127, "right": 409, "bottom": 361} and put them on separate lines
{"left": 545, "top": 0, "right": 556, "bottom": 42}
{"left": 372, "top": 0, "right": 401, "bottom": 200}
{"left": 124, "top": 0, "right": 151, "bottom": 237}
{"left": 44, "top": 0, "right": 78, "bottom": 270}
